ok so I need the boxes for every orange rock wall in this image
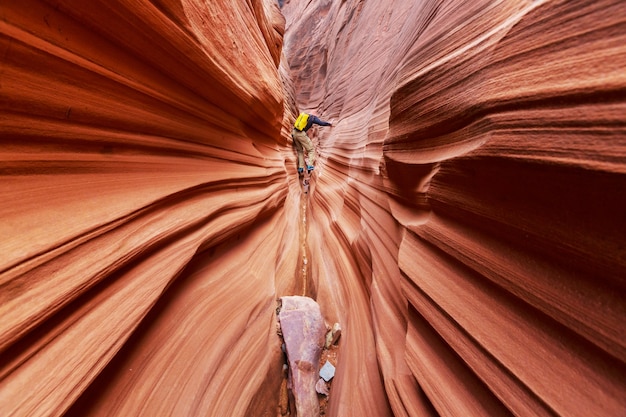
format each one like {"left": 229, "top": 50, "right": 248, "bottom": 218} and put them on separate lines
{"left": 282, "top": 0, "right": 626, "bottom": 416}
{"left": 1, "top": 1, "right": 298, "bottom": 416}
{"left": 1, "top": 0, "right": 626, "bottom": 416}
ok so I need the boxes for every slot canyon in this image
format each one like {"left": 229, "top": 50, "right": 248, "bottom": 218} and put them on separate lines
{"left": 1, "top": 0, "right": 625, "bottom": 416}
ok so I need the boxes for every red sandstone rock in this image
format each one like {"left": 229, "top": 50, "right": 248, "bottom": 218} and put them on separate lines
{"left": 1, "top": 0, "right": 291, "bottom": 416}
{"left": 278, "top": 296, "right": 326, "bottom": 417}
{"left": 1, "top": 0, "right": 625, "bottom": 416}
{"left": 283, "top": 0, "right": 626, "bottom": 416}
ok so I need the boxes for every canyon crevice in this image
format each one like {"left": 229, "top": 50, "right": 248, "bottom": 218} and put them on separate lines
{"left": 1, "top": 1, "right": 625, "bottom": 416}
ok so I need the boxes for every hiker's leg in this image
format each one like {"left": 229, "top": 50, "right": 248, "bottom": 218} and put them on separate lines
{"left": 293, "top": 129, "right": 315, "bottom": 167}
{"left": 299, "top": 132, "right": 315, "bottom": 166}
{"left": 296, "top": 144, "right": 305, "bottom": 170}
{"left": 292, "top": 130, "right": 305, "bottom": 170}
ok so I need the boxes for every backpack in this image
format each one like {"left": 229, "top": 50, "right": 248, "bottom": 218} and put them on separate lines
{"left": 294, "top": 113, "right": 309, "bottom": 131}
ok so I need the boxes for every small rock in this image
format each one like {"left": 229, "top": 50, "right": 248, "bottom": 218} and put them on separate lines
{"left": 324, "top": 330, "right": 333, "bottom": 348}
{"left": 330, "top": 322, "right": 341, "bottom": 345}
{"left": 316, "top": 378, "right": 330, "bottom": 396}
{"left": 325, "top": 322, "right": 342, "bottom": 348}
{"left": 319, "top": 360, "right": 335, "bottom": 382}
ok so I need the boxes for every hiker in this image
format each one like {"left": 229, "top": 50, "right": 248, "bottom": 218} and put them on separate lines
{"left": 292, "top": 112, "right": 332, "bottom": 175}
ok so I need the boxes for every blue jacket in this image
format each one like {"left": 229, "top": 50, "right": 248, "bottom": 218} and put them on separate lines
{"left": 302, "top": 115, "right": 331, "bottom": 132}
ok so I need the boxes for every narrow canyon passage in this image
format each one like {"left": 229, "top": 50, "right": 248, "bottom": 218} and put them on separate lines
{"left": 278, "top": 0, "right": 626, "bottom": 416}
{"left": 1, "top": 1, "right": 625, "bottom": 417}
{"left": 297, "top": 192, "right": 310, "bottom": 298}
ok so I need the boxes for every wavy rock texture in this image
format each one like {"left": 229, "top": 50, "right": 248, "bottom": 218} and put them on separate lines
{"left": 1, "top": 1, "right": 626, "bottom": 417}
{"left": 282, "top": 0, "right": 626, "bottom": 416}
{"left": 1, "top": 1, "right": 298, "bottom": 416}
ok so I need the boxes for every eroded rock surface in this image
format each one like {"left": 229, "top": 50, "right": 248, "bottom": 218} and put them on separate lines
{"left": 283, "top": 0, "right": 626, "bottom": 416}
{"left": 1, "top": 1, "right": 296, "bottom": 416}
{"left": 278, "top": 296, "right": 326, "bottom": 417}
{"left": 1, "top": 0, "right": 625, "bottom": 417}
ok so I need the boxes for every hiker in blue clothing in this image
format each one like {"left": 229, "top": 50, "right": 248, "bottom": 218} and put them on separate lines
{"left": 292, "top": 113, "right": 332, "bottom": 176}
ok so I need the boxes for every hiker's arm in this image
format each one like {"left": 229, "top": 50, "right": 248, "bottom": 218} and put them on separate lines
{"left": 310, "top": 115, "right": 332, "bottom": 127}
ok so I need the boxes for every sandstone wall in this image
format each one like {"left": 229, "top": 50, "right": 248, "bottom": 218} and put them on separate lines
{"left": 282, "top": 0, "right": 626, "bottom": 416}
{"left": 1, "top": 1, "right": 297, "bottom": 416}
{"left": 2, "top": 0, "right": 626, "bottom": 416}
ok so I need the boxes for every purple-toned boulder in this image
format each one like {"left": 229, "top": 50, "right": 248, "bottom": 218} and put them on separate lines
{"left": 279, "top": 296, "right": 327, "bottom": 417}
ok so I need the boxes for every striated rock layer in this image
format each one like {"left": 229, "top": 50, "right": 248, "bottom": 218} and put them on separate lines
{"left": 1, "top": 1, "right": 298, "bottom": 416}
{"left": 278, "top": 296, "right": 326, "bottom": 417}
{"left": 283, "top": 0, "right": 626, "bottom": 416}
{"left": 1, "top": 0, "right": 625, "bottom": 417}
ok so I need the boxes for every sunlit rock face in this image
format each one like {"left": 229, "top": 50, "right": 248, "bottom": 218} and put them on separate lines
{"left": 283, "top": 0, "right": 626, "bottom": 416}
{"left": 1, "top": 1, "right": 298, "bottom": 416}
{"left": 2, "top": 0, "right": 626, "bottom": 417}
